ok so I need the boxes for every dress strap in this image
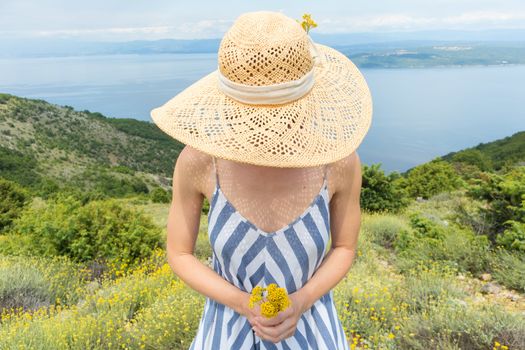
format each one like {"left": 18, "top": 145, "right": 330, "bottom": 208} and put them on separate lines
{"left": 323, "top": 163, "right": 328, "bottom": 181}
{"left": 212, "top": 156, "right": 220, "bottom": 188}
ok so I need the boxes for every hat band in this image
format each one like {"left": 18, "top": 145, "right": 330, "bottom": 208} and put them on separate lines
{"left": 217, "top": 36, "right": 321, "bottom": 105}
{"left": 217, "top": 68, "right": 314, "bottom": 105}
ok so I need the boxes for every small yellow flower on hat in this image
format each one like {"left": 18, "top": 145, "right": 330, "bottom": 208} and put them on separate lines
{"left": 297, "top": 13, "right": 318, "bottom": 34}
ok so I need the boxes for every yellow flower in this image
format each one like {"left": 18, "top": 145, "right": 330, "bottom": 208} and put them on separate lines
{"left": 249, "top": 286, "right": 264, "bottom": 308}
{"left": 297, "top": 13, "right": 318, "bottom": 34}
{"left": 248, "top": 283, "right": 291, "bottom": 318}
{"left": 266, "top": 283, "right": 278, "bottom": 294}
{"left": 267, "top": 286, "right": 288, "bottom": 308}
{"left": 261, "top": 301, "right": 278, "bottom": 318}
{"left": 253, "top": 285, "right": 264, "bottom": 296}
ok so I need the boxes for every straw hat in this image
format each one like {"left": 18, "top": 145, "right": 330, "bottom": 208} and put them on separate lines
{"left": 150, "top": 11, "right": 373, "bottom": 168}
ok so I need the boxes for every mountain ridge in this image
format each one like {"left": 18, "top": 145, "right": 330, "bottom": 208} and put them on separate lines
{"left": 2, "top": 29, "right": 525, "bottom": 58}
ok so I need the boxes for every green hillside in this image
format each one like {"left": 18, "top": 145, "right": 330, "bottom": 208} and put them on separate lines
{"left": 0, "top": 93, "right": 184, "bottom": 197}
{"left": 0, "top": 94, "right": 523, "bottom": 349}
{"left": 441, "top": 130, "right": 525, "bottom": 171}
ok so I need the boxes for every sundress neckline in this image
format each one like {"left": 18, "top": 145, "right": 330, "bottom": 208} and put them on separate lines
{"left": 211, "top": 178, "right": 328, "bottom": 237}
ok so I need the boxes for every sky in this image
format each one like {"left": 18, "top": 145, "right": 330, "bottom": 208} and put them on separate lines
{"left": 1, "top": 0, "right": 525, "bottom": 41}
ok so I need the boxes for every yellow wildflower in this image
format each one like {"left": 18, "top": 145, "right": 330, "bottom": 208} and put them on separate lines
{"left": 267, "top": 286, "right": 289, "bottom": 309}
{"left": 249, "top": 286, "right": 264, "bottom": 308}
{"left": 266, "top": 283, "right": 278, "bottom": 295}
{"left": 296, "top": 13, "right": 318, "bottom": 34}
{"left": 261, "top": 301, "right": 278, "bottom": 318}
{"left": 248, "top": 283, "right": 291, "bottom": 318}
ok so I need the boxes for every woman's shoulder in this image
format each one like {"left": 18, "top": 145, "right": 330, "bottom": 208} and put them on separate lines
{"left": 177, "top": 145, "right": 213, "bottom": 167}
{"left": 333, "top": 151, "right": 360, "bottom": 171}
{"left": 327, "top": 151, "right": 361, "bottom": 196}
{"left": 172, "top": 145, "right": 214, "bottom": 193}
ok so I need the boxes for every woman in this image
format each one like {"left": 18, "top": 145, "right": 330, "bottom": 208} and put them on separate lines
{"left": 150, "top": 11, "right": 372, "bottom": 350}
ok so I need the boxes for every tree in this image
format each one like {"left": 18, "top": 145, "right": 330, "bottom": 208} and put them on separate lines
{"left": 402, "top": 158, "right": 463, "bottom": 199}
{"left": 361, "top": 163, "right": 411, "bottom": 213}
{"left": 452, "top": 149, "right": 493, "bottom": 171}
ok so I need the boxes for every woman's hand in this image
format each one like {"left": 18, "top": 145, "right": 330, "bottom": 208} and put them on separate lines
{"left": 252, "top": 291, "right": 308, "bottom": 343}
{"left": 236, "top": 291, "right": 263, "bottom": 328}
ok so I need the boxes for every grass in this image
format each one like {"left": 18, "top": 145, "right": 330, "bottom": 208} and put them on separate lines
{"left": 0, "top": 194, "right": 523, "bottom": 349}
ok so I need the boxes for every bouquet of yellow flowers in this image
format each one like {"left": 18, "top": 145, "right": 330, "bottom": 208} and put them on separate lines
{"left": 249, "top": 283, "right": 291, "bottom": 318}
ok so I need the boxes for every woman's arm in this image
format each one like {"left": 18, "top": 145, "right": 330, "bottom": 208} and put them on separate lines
{"left": 253, "top": 152, "right": 362, "bottom": 342}
{"left": 165, "top": 147, "right": 258, "bottom": 322}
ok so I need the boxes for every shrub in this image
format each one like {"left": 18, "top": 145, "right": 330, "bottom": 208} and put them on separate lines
{"left": 451, "top": 161, "right": 487, "bottom": 188}
{"left": 111, "top": 165, "right": 135, "bottom": 175}
{"left": 496, "top": 220, "right": 525, "bottom": 252}
{"left": 47, "top": 186, "right": 109, "bottom": 205}
{"left": 0, "top": 93, "right": 12, "bottom": 104}
{"left": 402, "top": 261, "right": 466, "bottom": 313}
{"left": 150, "top": 187, "right": 170, "bottom": 203}
{"left": 361, "top": 213, "right": 410, "bottom": 249}
{"left": 361, "top": 163, "right": 411, "bottom": 213}
{"left": 33, "top": 177, "right": 61, "bottom": 199}
{"left": 0, "top": 261, "right": 50, "bottom": 312}
{"left": 407, "top": 212, "right": 447, "bottom": 240}
{"left": 466, "top": 167, "right": 525, "bottom": 239}
{"left": 126, "top": 282, "right": 204, "bottom": 349}
{"left": 488, "top": 246, "right": 525, "bottom": 292}
{"left": 0, "top": 145, "right": 42, "bottom": 189}
{"left": 10, "top": 195, "right": 163, "bottom": 267}
{"left": 401, "top": 158, "right": 463, "bottom": 199}
{"left": 69, "top": 166, "right": 150, "bottom": 198}
{"left": 0, "top": 178, "right": 31, "bottom": 233}
{"left": 448, "top": 192, "right": 492, "bottom": 237}
{"left": 395, "top": 213, "right": 491, "bottom": 275}
{"left": 451, "top": 149, "right": 493, "bottom": 171}
{"left": 398, "top": 299, "right": 524, "bottom": 350}
{"left": 0, "top": 254, "right": 90, "bottom": 312}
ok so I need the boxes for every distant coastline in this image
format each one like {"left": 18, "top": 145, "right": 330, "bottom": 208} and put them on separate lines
{"left": 2, "top": 29, "right": 525, "bottom": 69}
{"left": 2, "top": 43, "right": 525, "bottom": 69}
{"left": 344, "top": 44, "right": 525, "bottom": 69}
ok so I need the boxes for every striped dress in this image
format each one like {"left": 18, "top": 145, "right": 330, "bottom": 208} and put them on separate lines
{"left": 189, "top": 157, "right": 349, "bottom": 350}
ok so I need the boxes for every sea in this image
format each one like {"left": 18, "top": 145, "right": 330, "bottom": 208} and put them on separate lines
{"left": 1, "top": 53, "right": 524, "bottom": 174}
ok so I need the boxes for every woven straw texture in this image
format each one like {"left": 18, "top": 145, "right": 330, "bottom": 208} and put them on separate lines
{"left": 150, "top": 11, "right": 373, "bottom": 168}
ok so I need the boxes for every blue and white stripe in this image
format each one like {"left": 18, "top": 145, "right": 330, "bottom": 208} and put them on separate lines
{"left": 190, "top": 162, "right": 350, "bottom": 349}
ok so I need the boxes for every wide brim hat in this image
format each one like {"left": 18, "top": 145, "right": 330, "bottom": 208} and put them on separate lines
{"left": 151, "top": 11, "right": 373, "bottom": 168}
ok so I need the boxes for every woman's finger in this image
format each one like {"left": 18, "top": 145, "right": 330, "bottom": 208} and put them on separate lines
{"left": 256, "top": 326, "right": 296, "bottom": 344}
{"left": 256, "top": 305, "right": 293, "bottom": 327}
{"left": 255, "top": 318, "right": 294, "bottom": 342}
